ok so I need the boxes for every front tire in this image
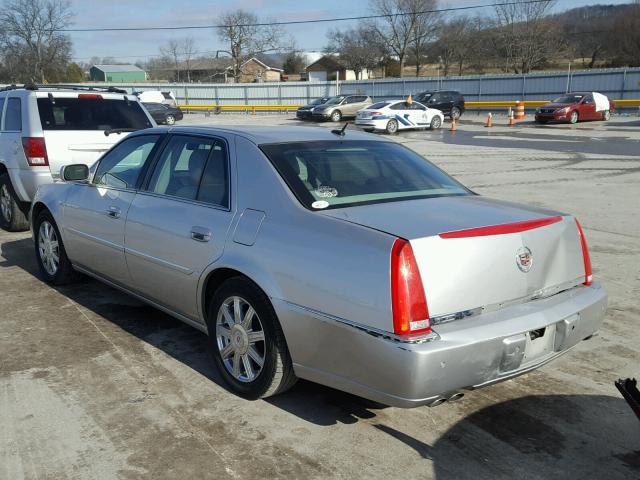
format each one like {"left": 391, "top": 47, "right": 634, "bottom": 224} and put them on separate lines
{"left": 165, "top": 114, "right": 176, "bottom": 125}
{"left": 34, "top": 210, "right": 80, "bottom": 285}
{"left": 0, "top": 173, "right": 29, "bottom": 232}
{"left": 330, "top": 110, "right": 342, "bottom": 122}
{"left": 385, "top": 119, "right": 398, "bottom": 134}
{"left": 206, "top": 277, "right": 297, "bottom": 400}
{"left": 430, "top": 116, "right": 442, "bottom": 130}
{"left": 569, "top": 111, "right": 579, "bottom": 124}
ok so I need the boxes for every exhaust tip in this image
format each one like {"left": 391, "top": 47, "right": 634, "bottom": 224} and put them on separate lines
{"left": 448, "top": 392, "right": 465, "bottom": 402}
{"left": 429, "top": 397, "right": 447, "bottom": 407}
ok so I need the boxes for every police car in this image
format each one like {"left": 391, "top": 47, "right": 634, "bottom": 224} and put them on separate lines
{"left": 355, "top": 97, "right": 444, "bottom": 134}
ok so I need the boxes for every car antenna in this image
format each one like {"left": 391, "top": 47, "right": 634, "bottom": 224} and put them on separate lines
{"left": 331, "top": 122, "right": 348, "bottom": 136}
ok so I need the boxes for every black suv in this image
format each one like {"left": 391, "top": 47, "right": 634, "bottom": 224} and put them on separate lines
{"left": 413, "top": 90, "right": 465, "bottom": 119}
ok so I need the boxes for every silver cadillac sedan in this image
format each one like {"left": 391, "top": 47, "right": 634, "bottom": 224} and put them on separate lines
{"left": 30, "top": 126, "right": 607, "bottom": 408}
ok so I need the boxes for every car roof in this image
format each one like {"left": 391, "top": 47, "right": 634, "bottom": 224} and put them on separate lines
{"left": 130, "top": 125, "right": 392, "bottom": 145}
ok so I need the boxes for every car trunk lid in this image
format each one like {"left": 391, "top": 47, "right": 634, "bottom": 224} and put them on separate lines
{"left": 322, "top": 196, "right": 586, "bottom": 318}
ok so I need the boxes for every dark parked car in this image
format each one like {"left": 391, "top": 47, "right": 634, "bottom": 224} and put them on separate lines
{"left": 143, "top": 102, "right": 183, "bottom": 125}
{"left": 296, "top": 97, "right": 330, "bottom": 119}
{"left": 535, "top": 92, "right": 614, "bottom": 124}
{"left": 414, "top": 90, "right": 465, "bottom": 119}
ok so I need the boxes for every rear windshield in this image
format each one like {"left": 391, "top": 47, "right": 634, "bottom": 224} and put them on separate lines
{"left": 37, "top": 97, "right": 153, "bottom": 131}
{"left": 261, "top": 141, "right": 471, "bottom": 210}
{"left": 368, "top": 102, "right": 391, "bottom": 109}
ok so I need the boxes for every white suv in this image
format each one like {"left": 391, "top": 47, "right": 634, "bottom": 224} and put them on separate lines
{"left": 0, "top": 85, "right": 156, "bottom": 231}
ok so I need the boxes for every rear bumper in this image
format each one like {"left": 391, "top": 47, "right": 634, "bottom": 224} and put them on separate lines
{"left": 276, "top": 283, "right": 607, "bottom": 408}
{"left": 7, "top": 167, "right": 53, "bottom": 203}
{"left": 354, "top": 118, "right": 387, "bottom": 130}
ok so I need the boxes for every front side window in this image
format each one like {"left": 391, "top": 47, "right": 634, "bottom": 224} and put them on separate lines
{"left": 0, "top": 98, "right": 5, "bottom": 129}
{"left": 94, "top": 135, "right": 160, "bottom": 189}
{"left": 146, "top": 135, "right": 228, "bottom": 206}
{"left": 37, "top": 97, "right": 152, "bottom": 131}
{"left": 5, "top": 98, "right": 22, "bottom": 131}
{"left": 261, "top": 141, "right": 471, "bottom": 210}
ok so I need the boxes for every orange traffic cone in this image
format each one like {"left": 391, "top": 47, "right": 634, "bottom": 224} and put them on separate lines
{"left": 252, "top": 106, "right": 256, "bottom": 115}
{"left": 485, "top": 112, "right": 493, "bottom": 128}
{"left": 508, "top": 109, "right": 515, "bottom": 127}
{"left": 450, "top": 117, "right": 457, "bottom": 132}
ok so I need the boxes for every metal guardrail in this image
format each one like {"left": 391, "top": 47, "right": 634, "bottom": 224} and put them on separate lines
{"left": 177, "top": 99, "right": 640, "bottom": 112}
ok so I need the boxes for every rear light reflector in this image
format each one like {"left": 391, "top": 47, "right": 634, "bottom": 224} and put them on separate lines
{"left": 22, "top": 137, "right": 48, "bottom": 166}
{"left": 78, "top": 94, "right": 103, "bottom": 99}
{"left": 439, "top": 216, "right": 563, "bottom": 239}
{"left": 575, "top": 219, "right": 593, "bottom": 285}
{"left": 391, "top": 238, "right": 430, "bottom": 335}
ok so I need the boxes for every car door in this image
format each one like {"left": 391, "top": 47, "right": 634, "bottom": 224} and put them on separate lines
{"left": 579, "top": 95, "right": 597, "bottom": 120}
{"left": 340, "top": 96, "right": 358, "bottom": 116}
{"left": 408, "top": 102, "right": 429, "bottom": 126}
{"left": 124, "top": 133, "right": 234, "bottom": 320}
{"left": 62, "top": 134, "right": 162, "bottom": 284}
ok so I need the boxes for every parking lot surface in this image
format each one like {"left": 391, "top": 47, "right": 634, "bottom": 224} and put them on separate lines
{"left": 1, "top": 114, "right": 639, "bottom": 479}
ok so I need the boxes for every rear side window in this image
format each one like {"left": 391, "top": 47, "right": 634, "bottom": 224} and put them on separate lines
{"left": 261, "top": 141, "right": 471, "bottom": 210}
{"left": 36, "top": 97, "right": 152, "bottom": 131}
{"left": 5, "top": 98, "right": 22, "bottom": 131}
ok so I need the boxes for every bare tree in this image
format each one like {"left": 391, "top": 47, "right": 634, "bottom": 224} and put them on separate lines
{"left": 0, "top": 0, "right": 73, "bottom": 83}
{"left": 326, "top": 27, "right": 382, "bottom": 79}
{"left": 492, "top": 0, "right": 562, "bottom": 73}
{"left": 182, "top": 37, "right": 197, "bottom": 82}
{"left": 431, "top": 16, "right": 478, "bottom": 76}
{"left": 370, "top": 0, "right": 438, "bottom": 77}
{"left": 612, "top": 1, "right": 640, "bottom": 66}
{"left": 218, "top": 9, "right": 288, "bottom": 83}
{"left": 161, "top": 39, "right": 181, "bottom": 81}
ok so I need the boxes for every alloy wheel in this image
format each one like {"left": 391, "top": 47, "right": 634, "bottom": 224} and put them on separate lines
{"left": 38, "top": 220, "right": 60, "bottom": 276}
{"left": 216, "top": 296, "right": 266, "bottom": 383}
{"left": 431, "top": 116, "right": 442, "bottom": 129}
{"left": 166, "top": 115, "right": 175, "bottom": 125}
{"left": 0, "top": 184, "right": 11, "bottom": 223}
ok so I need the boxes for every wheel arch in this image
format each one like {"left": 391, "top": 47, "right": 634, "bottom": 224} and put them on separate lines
{"left": 0, "top": 163, "right": 7, "bottom": 177}
{"left": 200, "top": 265, "right": 280, "bottom": 325}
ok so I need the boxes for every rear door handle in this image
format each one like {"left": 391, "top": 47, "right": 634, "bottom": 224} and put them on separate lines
{"left": 190, "top": 226, "right": 211, "bottom": 242}
{"left": 106, "top": 206, "right": 121, "bottom": 218}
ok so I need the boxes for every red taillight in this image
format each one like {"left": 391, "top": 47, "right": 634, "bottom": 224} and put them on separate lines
{"left": 371, "top": 111, "right": 383, "bottom": 117}
{"left": 78, "top": 93, "right": 103, "bottom": 99}
{"left": 22, "top": 137, "right": 48, "bottom": 166}
{"left": 391, "top": 238, "right": 430, "bottom": 335}
{"left": 575, "top": 219, "right": 593, "bottom": 286}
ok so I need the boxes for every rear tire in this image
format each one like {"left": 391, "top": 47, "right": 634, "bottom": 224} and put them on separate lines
{"left": 206, "top": 277, "right": 297, "bottom": 400}
{"left": 603, "top": 110, "right": 610, "bottom": 121}
{"left": 385, "top": 119, "right": 398, "bottom": 134}
{"left": 450, "top": 106, "right": 461, "bottom": 120}
{"left": 34, "top": 210, "right": 80, "bottom": 285}
{"left": 430, "top": 116, "right": 442, "bottom": 130}
{"left": 0, "top": 173, "right": 29, "bottom": 232}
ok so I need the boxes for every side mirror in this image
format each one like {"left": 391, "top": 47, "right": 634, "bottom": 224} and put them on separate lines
{"left": 62, "top": 164, "right": 89, "bottom": 182}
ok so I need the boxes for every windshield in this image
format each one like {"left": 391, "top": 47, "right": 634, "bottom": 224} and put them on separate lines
{"left": 324, "top": 96, "right": 345, "bottom": 105}
{"left": 261, "top": 141, "right": 471, "bottom": 210}
{"left": 552, "top": 94, "right": 584, "bottom": 104}
{"left": 310, "top": 98, "right": 327, "bottom": 105}
{"left": 37, "top": 98, "right": 152, "bottom": 131}
{"left": 415, "top": 92, "right": 432, "bottom": 102}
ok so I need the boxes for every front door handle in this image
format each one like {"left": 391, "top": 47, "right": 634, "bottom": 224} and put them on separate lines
{"left": 190, "top": 226, "right": 211, "bottom": 242}
{"left": 106, "top": 206, "right": 121, "bottom": 218}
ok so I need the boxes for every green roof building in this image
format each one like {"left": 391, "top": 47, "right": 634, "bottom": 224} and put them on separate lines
{"left": 89, "top": 64, "right": 147, "bottom": 82}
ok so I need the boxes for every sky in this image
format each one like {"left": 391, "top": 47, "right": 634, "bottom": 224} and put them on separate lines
{"left": 69, "top": 0, "right": 635, "bottom": 64}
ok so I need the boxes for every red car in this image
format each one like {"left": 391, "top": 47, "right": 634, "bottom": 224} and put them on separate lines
{"left": 535, "top": 92, "right": 615, "bottom": 124}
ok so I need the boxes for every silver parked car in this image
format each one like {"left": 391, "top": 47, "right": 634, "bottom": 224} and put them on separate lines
{"left": 31, "top": 126, "right": 607, "bottom": 407}
{"left": 311, "top": 95, "right": 372, "bottom": 122}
